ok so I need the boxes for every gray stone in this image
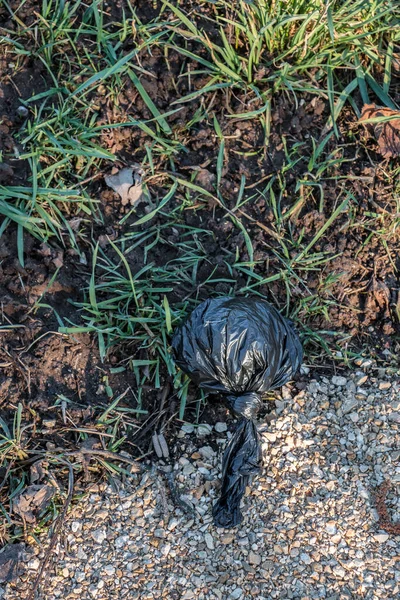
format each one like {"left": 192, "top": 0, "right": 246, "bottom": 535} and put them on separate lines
{"left": 300, "top": 553, "right": 312, "bottom": 564}
{"left": 27, "top": 558, "right": 40, "bottom": 571}
{"left": 215, "top": 422, "right": 228, "bottom": 433}
{"left": 388, "top": 412, "right": 400, "bottom": 423}
{"left": 199, "top": 446, "right": 216, "bottom": 459}
{"left": 229, "top": 589, "right": 243, "bottom": 599}
{"left": 181, "top": 424, "right": 194, "bottom": 434}
{"left": 154, "top": 529, "right": 166, "bottom": 539}
{"left": 115, "top": 535, "right": 129, "bottom": 548}
{"left": 248, "top": 552, "right": 261, "bottom": 566}
{"left": 88, "top": 584, "right": 98, "bottom": 597}
{"left": 332, "top": 565, "right": 346, "bottom": 578}
{"left": 341, "top": 398, "right": 359, "bottom": 415}
{"left": 91, "top": 529, "right": 106, "bottom": 544}
{"left": 182, "top": 463, "right": 196, "bottom": 476}
{"left": 197, "top": 424, "right": 212, "bottom": 437}
{"left": 168, "top": 518, "right": 179, "bottom": 531}
{"left": 71, "top": 521, "right": 82, "bottom": 533}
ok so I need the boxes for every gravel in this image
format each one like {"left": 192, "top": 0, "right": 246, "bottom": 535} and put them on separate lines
{"left": 4, "top": 365, "right": 400, "bottom": 600}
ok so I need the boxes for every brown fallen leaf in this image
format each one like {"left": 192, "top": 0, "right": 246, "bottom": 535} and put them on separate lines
{"left": 366, "top": 277, "right": 390, "bottom": 314}
{"left": 68, "top": 217, "right": 83, "bottom": 232}
{"left": 360, "top": 104, "right": 400, "bottom": 158}
{"left": 104, "top": 164, "right": 144, "bottom": 206}
{"left": 0, "top": 543, "right": 27, "bottom": 584}
{"left": 30, "top": 460, "right": 46, "bottom": 485}
{"left": 13, "top": 485, "right": 55, "bottom": 524}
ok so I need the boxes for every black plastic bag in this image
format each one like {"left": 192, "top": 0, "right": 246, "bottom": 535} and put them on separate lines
{"left": 172, "top": 296, "right": 302, "bottom": 528}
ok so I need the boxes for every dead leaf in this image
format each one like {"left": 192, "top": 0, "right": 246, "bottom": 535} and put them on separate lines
{"left": 104, "top": 164, "right": 144, "bottom": 206}
{"left": 78, "top": 437, "right": 102, "bottom": 480}
{"left": 98, "top": 229, "right": 117, "bottom": 248}
{"left": 52, "top": 250, "right": 64, "bottom": 269}
{"left": 0, "top": 543, "right": 26, "bottom": 584}
{"left": 38, "top": 243, "right": 51, "bottom": 257}
{"left": 366, "top": 277, "right": 390, "bottom": 314}
{"left": 68, "top": 217, "right": 83, "bottom": 232}
{"left": 30, "top": 460, "right": 46, "bottom": 485}
{"left": 194, "top": 168, "right": 216, "bottom": 192}
{"left": 13, "top": 485, "right": 55, "bottom": 524}
{"left": 360, "top": 104, "right": 400, "bottom": 158}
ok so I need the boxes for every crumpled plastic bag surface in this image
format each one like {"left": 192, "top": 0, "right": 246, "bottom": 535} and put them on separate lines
{"left": 172, "top": 296, "right": 303, "bottom": 528}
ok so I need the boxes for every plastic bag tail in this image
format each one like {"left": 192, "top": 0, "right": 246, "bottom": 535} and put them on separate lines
{"left": 212, "top": 416, "right": 262, "bottom": 528}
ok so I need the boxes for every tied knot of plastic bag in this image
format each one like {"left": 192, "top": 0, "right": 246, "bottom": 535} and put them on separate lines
{"left": 227, "top": 392, "right": 262, "bottom": 420}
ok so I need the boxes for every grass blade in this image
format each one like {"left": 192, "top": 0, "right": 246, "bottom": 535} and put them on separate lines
{"left": 365, "top": 73, "right": 397, "bottom": 109}
{"left": 128, "top": 69, "right": 172, "bottom": 134}
{"left": 17, "top": 224, "right": 24, "bottom": 267}
{"left": 294, "top": 194, "right": 350, "bottom": 263}
{"left": 163, "top": 295, "right": 172, "bottom": 333}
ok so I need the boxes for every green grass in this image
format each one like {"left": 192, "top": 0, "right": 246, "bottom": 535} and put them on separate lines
{"left": 1, "top": 0, "right": 399, "bottom": 376}
{"left": 59, "top": 208, "right": 231, "bottom": 406}
{"left": 162, "top": 0, "right": 399, "bottom": 109}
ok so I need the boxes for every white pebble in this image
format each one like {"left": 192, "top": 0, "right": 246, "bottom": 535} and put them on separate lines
{"left": 205, "top": 533, "right": 214, "bottom": 550}
{"left": 326, "top": 521, "right": 337, "bottom": 535}
{"left": 374, "top": 533, "right": 389, "bottom": 543}
{"left": 91, "top": 529, "right": 107, "bottom": 544}
{"left": 27, "top": 558, "right": 40, "bottom": 571}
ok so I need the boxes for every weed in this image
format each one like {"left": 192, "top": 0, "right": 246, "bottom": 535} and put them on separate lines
{"left": 162, "top": 0, "right": 400, "bottom": 111}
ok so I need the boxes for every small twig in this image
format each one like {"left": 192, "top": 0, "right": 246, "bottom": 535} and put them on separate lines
{"left": 18, "top": 331, "right": 67, "bottom": 355}
{"left": 237, "top": 208, "right": 283, "bottom": 241}
{"left": 165, "top": 472, "right": 196, "bottom": 517}
{"left": 77, "top": 171, "right": 104, "bottom": 187}
{"left": 64, "top": 448, "right": 143, "bottom": 472}
{"left": 154, "top": 383, "right": 171, "bottom": 432}
{"left": 28, "top": 460, "right": 74, "bottom": 600}
{"left": 27, "top": 448, "right": 144, "bottom": 472}
{"left": 375, "top": 480, "right": 400, "bottom": 535}
{"left": 244, "top": 172, "right": 274, "bottom": 189}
